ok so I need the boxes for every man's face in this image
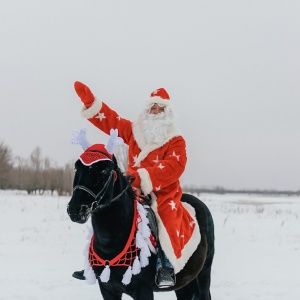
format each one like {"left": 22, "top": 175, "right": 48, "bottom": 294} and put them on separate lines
{"left": 150, "top": 103, "right": 165, "bottom": 114}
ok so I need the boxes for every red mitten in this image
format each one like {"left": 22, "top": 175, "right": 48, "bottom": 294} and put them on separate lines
{"left": 74, "top": 81, "right": 95, "bottom": 107}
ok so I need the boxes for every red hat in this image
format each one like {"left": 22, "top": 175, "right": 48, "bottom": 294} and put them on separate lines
{"left": 147, "top": 88, "right": 170, "bottom": 107}
{"left": 79, "top": 144, "right": 113, "bottom": 166}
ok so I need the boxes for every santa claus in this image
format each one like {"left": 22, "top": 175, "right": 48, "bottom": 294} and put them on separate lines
{"left": 73, "top": 82, "right": 200, "bottom": 288}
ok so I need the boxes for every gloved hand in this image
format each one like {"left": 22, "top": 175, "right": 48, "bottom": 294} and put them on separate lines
{"left": 74, "top": 81, "right": 95, "bottom": 108}
{"left": 126, "top": 170, "right": 141, "bottom": 188}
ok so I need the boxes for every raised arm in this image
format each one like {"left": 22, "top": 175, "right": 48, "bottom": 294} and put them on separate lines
{"left": 74, "top": 81, "right": 133, "bottom": 144}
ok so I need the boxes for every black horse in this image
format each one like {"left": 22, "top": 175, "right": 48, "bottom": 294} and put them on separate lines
{"left": 67, "top": 146, "right": 214, "bottom": 300}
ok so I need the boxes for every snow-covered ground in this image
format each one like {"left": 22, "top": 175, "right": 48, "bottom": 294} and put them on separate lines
{"left": 0, "top": 190, "right": 299, "bottom": 299}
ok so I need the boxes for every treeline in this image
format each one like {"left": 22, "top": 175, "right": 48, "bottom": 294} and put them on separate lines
{"left": 182, "top": 186, "right": 300, "bottom": 196}
{"left": 0, "top": 141, "right": 74, "bottom": 195}
{"left": 2, "top": 140, "right": 299, "bottom": 197}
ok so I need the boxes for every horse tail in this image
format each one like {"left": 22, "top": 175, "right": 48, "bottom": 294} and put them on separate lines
{"left": 175, "top": 257, "right": 213, "bottom": 300}
{"left": 175, "top": 193, "right": 215, "bottom": 300}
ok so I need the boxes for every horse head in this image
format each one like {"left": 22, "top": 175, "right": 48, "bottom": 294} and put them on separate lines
{"left": 67, "top": 144, "right": 116, "bottom": 223}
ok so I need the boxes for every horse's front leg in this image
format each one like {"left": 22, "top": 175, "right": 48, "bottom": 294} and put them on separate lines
{"left": 98, "top": 283, "right": 122, "bottom": 300}
{"left": 131, "top": 282, "right": 154, "bottom": 300}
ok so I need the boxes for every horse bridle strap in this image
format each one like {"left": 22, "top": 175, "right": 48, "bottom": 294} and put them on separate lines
{"left": 73, "top": 185, "right": 103, "bottom": 201}
{"left": 73, "top": 170, "right": 114, "bottom": 212}
{"left": 107, "top": 175, "right": 135, "bottom": 205}
{"left": 73, "top": 168, "right": 135, "bottom": 213}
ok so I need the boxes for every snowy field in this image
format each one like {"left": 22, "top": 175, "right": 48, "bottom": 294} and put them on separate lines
{"left": 0, "top": 190, "right": 299, "bottom": 300}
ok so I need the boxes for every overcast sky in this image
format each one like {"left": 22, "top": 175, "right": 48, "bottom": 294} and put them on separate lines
{"left": 1, "top": 0, "right": 299, "bottom": 190}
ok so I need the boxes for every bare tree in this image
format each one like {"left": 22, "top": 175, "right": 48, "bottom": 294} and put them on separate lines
{"left": 11, "top": 156, "right": 28, "bottom": 190}
{"left": 29, "top": 147, "right": 43, "bottom": 193}
{"left": 0, "top": 141, "right": 13, "bottom": 189}
{"left": 1, "top": 144, "right": 74, "bottom": 195}
{"left": 62, "top": 162, "right": 74, "bottom": 195}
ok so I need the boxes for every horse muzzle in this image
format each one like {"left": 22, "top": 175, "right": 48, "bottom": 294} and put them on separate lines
{"left": 67, "top": 204, "right": 90, "bottom": 224}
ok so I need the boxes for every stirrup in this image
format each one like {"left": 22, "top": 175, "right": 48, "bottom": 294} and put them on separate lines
{"left": 155, "top": 267, "right": 176, "bottom": 288}
{"left": 72, "top": 270, "right": 85, "bottom": 280}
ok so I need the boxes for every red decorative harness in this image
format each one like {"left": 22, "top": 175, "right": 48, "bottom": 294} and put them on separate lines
{"left": 88, "top": 200, "right": 141, "bottom": 268}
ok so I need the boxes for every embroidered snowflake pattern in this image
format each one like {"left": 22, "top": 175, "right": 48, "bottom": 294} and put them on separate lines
{"left": 157, "top": 163, "right": 165, "bottom": 170}
{"left": 169, "top": 200, "right": 177, "bottom": 210}
{"left": 171, "top": 151, "right": 180, "bottom": 161}
{"left": 95, "top": 112, "right": 106, "bottom": 121}
{"left": 155, "top": 185, "right": 161, "bottom": 191}
{"left": 176, "top": 230, "right": 185, "bottom": 239}
{"left": 152, "top": 155, "right": 160, "bottom": 164}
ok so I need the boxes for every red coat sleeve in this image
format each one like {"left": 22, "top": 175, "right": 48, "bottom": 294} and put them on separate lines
{"left": 82, "top": 99, "right": 133, "bottom": 145}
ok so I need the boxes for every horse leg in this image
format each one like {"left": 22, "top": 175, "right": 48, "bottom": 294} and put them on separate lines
{"left": 98, "top": 284, "right": 122, "bottom": 300}
{"left": 130, "top": 282, "right": 154, "bottom": 300}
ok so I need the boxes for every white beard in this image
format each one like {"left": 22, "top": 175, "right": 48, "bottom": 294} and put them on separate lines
{"left": 137, "top": 106, "right": 175, "bottom": 145}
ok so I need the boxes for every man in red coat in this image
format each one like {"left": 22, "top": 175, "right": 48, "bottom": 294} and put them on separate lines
{"left": 74, "top": 82, "right": 200, "bottom": 288}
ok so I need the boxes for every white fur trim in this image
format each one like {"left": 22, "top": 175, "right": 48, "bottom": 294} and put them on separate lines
{"left": 132, "top": 123, "right": 181, "bottom": 167}
{"left": 147, "top": 96, "right": 170, "bottom": 107}
{"left": 81, "top": 97, "right": 102, "bottom": 119}
{"left": 150, "top": 193, "right": 201, "bottom": 274}
{"left": 137, "top": 168, "right": 153, "bottom": 195}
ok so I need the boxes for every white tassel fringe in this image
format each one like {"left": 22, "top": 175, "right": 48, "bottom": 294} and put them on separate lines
{"left": 122, "top": 266, "right": 133, "bottom": 285}
{"left": 83, "top": 222, "right": 96, "bottom": 285}
{"left": 132, "top": 256, "right": 141, "bottom": 275}
{"left": 99, "top": 265, "right": 111, "bottom": 283}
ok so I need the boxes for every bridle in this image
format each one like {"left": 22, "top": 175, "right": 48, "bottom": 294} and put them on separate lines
{"left": 73, "top": 169, "right": 115, "bottom": 213}
{"left": 72, "top": 161, "right": 133, "bottom": 214}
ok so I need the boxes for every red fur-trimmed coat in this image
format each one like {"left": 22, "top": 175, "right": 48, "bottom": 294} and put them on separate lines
{"left": 81, "top": 99, "right": 200, "bottom": 273}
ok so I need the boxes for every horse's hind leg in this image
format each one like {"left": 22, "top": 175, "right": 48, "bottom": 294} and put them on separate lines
{"left": 175, "top": 263, "right": 212, "bottom": 300}
{"left": 175, "top": 279, "right": 198, "bottom": 300}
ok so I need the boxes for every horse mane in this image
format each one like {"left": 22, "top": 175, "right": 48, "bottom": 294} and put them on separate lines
{"left": 112, "top": 155, "right": 135, "bottom": 201}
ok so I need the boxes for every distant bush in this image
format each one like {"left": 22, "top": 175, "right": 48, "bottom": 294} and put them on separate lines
{"left": 0, "top": 142, "right": 74, "bottom": 195}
